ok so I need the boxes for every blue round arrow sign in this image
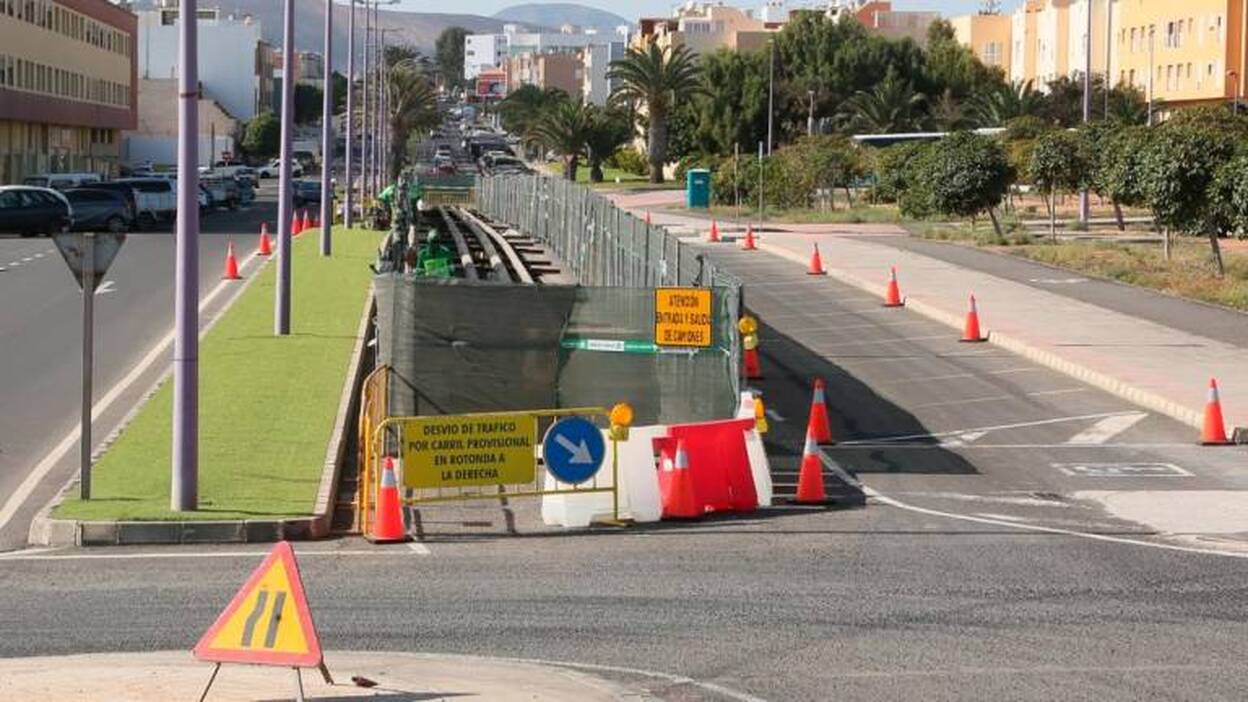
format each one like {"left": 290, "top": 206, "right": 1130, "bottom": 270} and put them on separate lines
{"left": 542, "top": 416, "right": 606, "bottom": 485}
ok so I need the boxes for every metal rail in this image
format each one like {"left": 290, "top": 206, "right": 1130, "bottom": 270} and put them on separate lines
{"left": 455, "top": 207, "right": 535, "bottom": 285}
{"left": 437, "top": 206, "right": 479, "bottom": 281}
{"left": 451, "top": 208, "right": 510, "bottom": 282}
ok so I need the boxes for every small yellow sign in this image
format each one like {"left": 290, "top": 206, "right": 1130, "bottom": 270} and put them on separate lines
{"left": 655, "top": 287, "right": 713, "bottom": 348}
{"left": 401, "top": 414, "right": 538, "bottom": 488}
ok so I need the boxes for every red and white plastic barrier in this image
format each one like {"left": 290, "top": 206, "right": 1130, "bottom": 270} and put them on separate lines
{"left": 736, "top": 393, "right": 774, "bottom": 507}
{"left": 541, "top": 425, "right": 665, "bottom": 527}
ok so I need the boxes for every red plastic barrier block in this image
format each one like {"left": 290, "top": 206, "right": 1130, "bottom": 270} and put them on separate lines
{"left": 654, "top": 419, "right": 758, "bottom": 515}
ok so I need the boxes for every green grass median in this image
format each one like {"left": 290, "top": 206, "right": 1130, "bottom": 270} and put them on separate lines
{"left": 54, "top": 228, "right": 383, "bottom": 522}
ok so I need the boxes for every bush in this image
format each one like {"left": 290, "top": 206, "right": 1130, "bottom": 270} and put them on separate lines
{"left": 872, "top": 141, "right": 931, "bottom": 204}
{"left": 610, "top": 147, "right": 648, "bottom": 176}
{"left": 911, "top": 131, "right": 1011, "bottom": 231}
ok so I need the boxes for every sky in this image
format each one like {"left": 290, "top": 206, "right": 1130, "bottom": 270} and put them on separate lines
{"left": 396, "top": 1, "right": 1024, "bottom": 22}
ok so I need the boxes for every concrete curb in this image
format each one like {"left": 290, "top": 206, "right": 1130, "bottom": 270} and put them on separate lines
{"left": 756, "top": 241, "right": 1208, "bottom": 432}
{"left": 27, "top": 271, "right": 376, "bottom": 547}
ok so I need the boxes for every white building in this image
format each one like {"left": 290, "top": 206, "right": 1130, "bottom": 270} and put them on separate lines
{"left": 464, "top": 24, "right": 615, "bottom": 83}
{"left": 136, "top": 4, "right": 273, "bottom": 121}
{"left": 465, "top": 32, "right": 508, "bottom": 81}
{"left": 581, "top": 40, "right": 626, "bottom": 106}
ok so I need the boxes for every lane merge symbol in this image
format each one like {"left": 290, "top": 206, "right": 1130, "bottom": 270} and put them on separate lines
{"left": 543, "top": 416, "right": 606, "bottom": 484}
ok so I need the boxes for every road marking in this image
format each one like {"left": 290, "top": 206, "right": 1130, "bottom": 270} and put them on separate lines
{"left": 494, "top": 656, "right": 770, "bottom": 702}
{"left": 0, "top": 547, "right": 415, "bottom": 562}
{"left": 1065, "top": 412, "right": 1148, "bottom": 444}
{"left": 407, "top": 541, "right": 431, "bottom": 555}
{"left": 839, "top": 411, "right": 1143, "bottom": 444}
{"left": 864, "top": 486, "right": 1248, "bottom": 560}
{"left": 764, "top": 408, "right": 785, "bottom": 422}
{"left": 21, "top": 256, "right": 33, "bottom": 262}
{"left": 908, "top": 389, "right": 1087, "bottom": 410}
{"left": 94, "top": 280, "right": 116, "bottom": 295}
{"left": 803, "top": 334, "right": 951, "bottom": 347}
{"left": 975, "top": 512, "right": 1028, "bottom": 522}
{"left": 33, "top": 252, "right": 44, "bottom": 258}
{"left": 0, "top": 250, "right": 264, "bottom": 536}
{"left": 1054, "top": 462, "right": 1192, "bottom": 478}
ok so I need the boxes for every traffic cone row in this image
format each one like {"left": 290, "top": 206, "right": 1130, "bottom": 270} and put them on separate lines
{"left": 257, "top": 222, "right": 272, "bottom": 256}
{"left": 292, "top": 212, "right": 303, "bottom": 236}
{"left": 221, "top": 239, "right": 241, "bottom": 280}
{"left": 369, "top": 456, "right": 408, "bottom": 543}
{"left": 741, "top": 224, "right": 758, "bottom": 251}
{"left": 301, "top": 210, "right": 312, "bottom": 234}
{"left": 661, "top": 440, "right": 701, "bottom": 519}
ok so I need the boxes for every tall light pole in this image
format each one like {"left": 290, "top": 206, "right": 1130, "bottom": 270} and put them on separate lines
{"left": 344, "top": 0, "right": 355, "bottom": 228}
{"left": 1147, "top": 25, "right": 1155, "bottom": 126}
{"left": 1105, "top": 0, "right": 1113, "bottom": 119}
{"left": 275, "top": 0, "right": 295, "bottom": 335}
{"left": 172, "top": 0, "right": 200, "bottom": 511}
{"left": 1078, "top": 0, "right": 1092, "bottom": 225}
{"left": 361, "top": 1, "right": 371, "bottom": 204}
{"left": 766, "top": 38, "right": 775, "bottom": 155}
{"left": 375, "top": 28, "right": 389, "bottom": 194}
{"left": 807, "top": 89, "right": 815, "bottom": 136}
{"left": 319, "top": 0, "right": 334, "bottom": 256}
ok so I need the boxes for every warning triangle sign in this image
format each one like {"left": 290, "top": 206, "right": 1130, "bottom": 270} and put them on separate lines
{"left": 193, "top": 542, "right": 323, "bottom": 668}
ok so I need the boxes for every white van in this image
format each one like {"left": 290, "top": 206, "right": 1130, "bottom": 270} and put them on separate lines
{"left": 23, "top": 173, "right": 103, "bottom": 190}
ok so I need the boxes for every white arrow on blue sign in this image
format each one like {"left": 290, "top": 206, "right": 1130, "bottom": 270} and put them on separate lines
{"left": 542, "top": 416, "right": 606, "bottom": 485}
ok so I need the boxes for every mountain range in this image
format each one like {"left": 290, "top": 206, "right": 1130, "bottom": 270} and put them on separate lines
{"left": 493, "top": 4, "right": 630, "bottom": 31}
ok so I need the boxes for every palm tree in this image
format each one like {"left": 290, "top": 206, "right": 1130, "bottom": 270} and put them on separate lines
{"left": 532, "top": 99, "right": 592, "bottom": 181}
{"left": 498, "top": 85, "right": 569, "bottom": 159}
{"left": 969, "top": 79, "right": 1047, "bottom": 127}
{"left": 386, "top": 60, "right": 438, "bottom": 182}
{"left": 583, "top": 106, "right": 632, "bottom": 183}
{"left": 607, "top": 43, "right": 702, "bottom": 183}
{"left": 837, "top": 73, "right": 927, "bottom": 134}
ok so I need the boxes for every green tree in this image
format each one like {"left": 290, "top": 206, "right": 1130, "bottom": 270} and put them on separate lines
{"left": 294, "top": 84, "right": 323, "bottom": 124}
{"left": 532, "top": 100, "right": 592, "bottom": 181}
{"left": 386, "top": 61, "right": 438, "bottom": 182}
{"left": 1029, "top": 130, "right": 1090, "bottom": 239}
{"left": 584, "top": 106, "right": 632, "bottom": 182}
{"left": 837, "top": 72, "right": 927, "bottom": 133}
{"left": 498, "top": 85, "right": 569, "bottom": 158}
{"left": 1093, "top": 125, "right": 1150, "bottom": 231}
{"left": 871, "top": 141, "right": 930, "bottom": 204}
{"left": 1105, "top": 82, "right": 1151, "bottom": 124}
{"left": 924, "top": 19, "right": 1006, "bottom": 100}
{"left": 916, "top": 131, "right": 1012, "bottom": 236}
{"left": 690, "top": 48, "right": 770, "bottom": 158}
{"left": 1043, "top": 74, "right": 1107, "bottom": 127}
{"left": 780, "top": 134, "right": 863, "bottom": 209}
{"left": 608, "top": 43, "right": 703, "bottom": 183}
{"left": 1210, "top": 151, "right": 1248, "bottom": 243}
{"left": 970, "top": 80, "right": 1048, "bottom": 127}
{"left": 241, "top": 111, "right": 280, "bottom": 158}
{"left": 435, "top": 27, "right": 468, "bottom": 91}
{"left": 1138, "top": 120, "right": 1237, "bottom": 270}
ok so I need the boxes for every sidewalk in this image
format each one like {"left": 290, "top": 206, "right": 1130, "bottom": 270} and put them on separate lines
{"left": 613, "top": 200, "right": 1248, "bottom": 435}
{"left": 0, "top": 651, "right": 640, "bottom": 701}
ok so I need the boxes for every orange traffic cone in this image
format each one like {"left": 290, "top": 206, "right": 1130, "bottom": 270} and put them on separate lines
{"left": 257, "top": 222, "right": 272, "bottom": 256}
{"left": 300, "top": 209, "right": 311, "bottom": 234}
{"left": 221, "top": 240, "right": 241, "bottom": 280}
{"left": 960, "top": 294, "right": 986, "bottom": 342}
{"left": 291, "top": 212, "right": 302, "bottom": 236}
{"left": 741, "top": 224, "right": 758, "bottom": 251}
{"left": 795, "top": 427, "right": 827, "bottom": 504}
{"left": 1202, "top": 378, "right": 1232, "bottom": 445}
{"left": 808, "top": 378, "right": 833, "bottom": 444}
{"left": 311, "top": 215, "right": 320, "bottom": 230}
{"left": 662, "top": 440, "right": 701, "bottom": 519}
{"left": 369, "top": 456, "right": 408, "bottom": 542}
{"left": 884, "top": 266, "right": 904, "bottom": 307}
{"left": 807, "top": 243, "right": 826, "bottom": 275}
{"left": 707, "top": 220, "right": 721, "bottom": 243}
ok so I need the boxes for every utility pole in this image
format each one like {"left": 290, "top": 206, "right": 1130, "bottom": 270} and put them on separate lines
{"left": 767, "top": 39, "right": 775, "bottom": 155}
{"left": 807, "top": 89, "right": 815, "bottom": 136}
{"left": 1079, "top": 0, "right": 1092, "bottom": 225}
{"left": 319, "top": 0, "right": 334, "bottom": 256}
{"left": 344, "top": 0, "right": 355, "bottom": 228}
{"left": 1147, "top": 26, "right": 1155, "bottom": 126}
{"left": 361, "top": 1, "right": 371, "bottom": 204}
{"left": 172, "top": 0, "right": 200, "bottom": 511}
{"left": 275, "top": 0, "right": 295, "bottom": 335}
{"left": 376, "top": 27, "right": 389, "bottom": 194}
{"left": 1105, "top": 0, "right": 1113, "bottom": 118}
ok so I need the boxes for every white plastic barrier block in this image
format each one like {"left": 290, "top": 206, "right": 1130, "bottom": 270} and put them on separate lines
{"left": 541, "top": 425, "right": 667, "bottom": 527}
{"left": 737, "top": 393, "right": 774, "bottom": 506}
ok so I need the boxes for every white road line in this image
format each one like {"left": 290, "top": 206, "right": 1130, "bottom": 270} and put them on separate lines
{"left": 1065, "top": 412, "right": 1148, "bottom": 445}
{"left": 974, "top": 512, "right": 1028, "bottom": 522}
{"left": 94, "top": 280, "right": 116, "bottom": 295}
{"left": 21, "top": 256, "right": 33, "bottom": 262}
{"left": 865, "top": 486, "right": 1248, "bottom": 560}
{"left": 499, "top": 656, "right": 770, "bottom": 702}
{"left": 799, "top": 334, "right": 951, "bottom": 347}
{"left": 1028, "top": 388, "right": 1088, "bottom": 397}
{"left": 0, "top": 250, "right": 264, "bottom": 535}
{"left": 407, "top": 541, "right": 431, "bottom": 555}
{"left": 33, "top": 252, "right": 44, "bottom": 258}
{"left": 840, "top": 411, "right": 1141, "bottom": 444}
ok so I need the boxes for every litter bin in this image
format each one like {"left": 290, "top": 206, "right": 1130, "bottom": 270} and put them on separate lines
{"left": 686, "top": 168, "right": 711, "bottom": 209}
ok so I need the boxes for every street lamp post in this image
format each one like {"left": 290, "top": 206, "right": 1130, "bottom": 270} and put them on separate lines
{"left": 275, "top": 0, "right": 295, "bottom": 335}
{"left": 361, "top": 2, "right": 371, "bottom": 205}
{"left": 1147, "top": 26, "right": 1155, "bottom": 126}
{"left": 344, "top": 0, "right": 355, "bottom": 228}
{"left": 1079, "top": 0, "right": 1092, "bottom": 225}
{"left": 807, "top": 89, "right": 815, "bottom": 137}
{"left": 319, "top": 0, "right": 334, "bottom": 256}
{"left": 172, "top": 0, "right": 201, "bottom": 511}
{"left": 766, "top": 39, "right": 775, "bottom": 155}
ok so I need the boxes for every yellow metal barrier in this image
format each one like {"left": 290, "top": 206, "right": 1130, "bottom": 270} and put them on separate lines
{"left": 367, "top": 407, "right": 625, "bottom": 531}
{"left": 421, "top": 187, "right": 475, "bottom": 207}
{"left": 355, "top": 365, "right": 390, "bottom": 534}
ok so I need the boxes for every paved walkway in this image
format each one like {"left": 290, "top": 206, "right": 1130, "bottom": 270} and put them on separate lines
{"left": 608, "top": 193, "right": 1248, "bottom": 434}
{"left": 0, "top": 651, "right": 640, "bottom": 701}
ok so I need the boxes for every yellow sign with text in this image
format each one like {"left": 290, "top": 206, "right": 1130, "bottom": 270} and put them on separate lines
{"left": 654, "top": 287, "right": 713, "bottom": 348}
{"left": 401, "top": 414, "right": 537, "bottom": 488}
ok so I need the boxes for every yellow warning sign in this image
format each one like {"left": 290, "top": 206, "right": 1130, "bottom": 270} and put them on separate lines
{"left": 193, "top": 542, "right": 322, "bottom": 668}
{"left": 655, "top": 287, "right": 713, "bottom": 348}
{"left": 401, "top": 413, "right": 538, "bottom": 488}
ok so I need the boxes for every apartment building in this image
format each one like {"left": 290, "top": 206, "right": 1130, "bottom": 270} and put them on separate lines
{"left": 636, "top": 4, "right": 781, "bottom": 56}
{"left": 0, "top": 0, "right": 137, "bottom": 183}
{"left": 952, "top": 12, "right": 1012, "bottom": 76}
{"left": 1113, "top": 0, "right": 1246, "bottom": 108}
{"left": 506, "top": 51, "right": 583, "bottom": 97}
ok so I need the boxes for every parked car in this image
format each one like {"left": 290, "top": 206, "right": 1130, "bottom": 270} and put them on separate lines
{"left": 258, "top": 159, "right": 303, "bottom": 179}
{"left": 64, "top": 188, "right": 132, "bottom": 233}
{"left": 0, "top": 186, "right": 72, "bottom": 236}
{"left": 116, "top": 178, "right": 178, "bottom": 227}
{"left": 234, "top": 176, "right": 256, "bottom": 206}
{"left": 292, "top": 179, "right": 321, "bottom": 209}
{"left": 74, "top": 181, "right": 140, "bottom": 227}
{"left": 23, "top": 172, "right": 102, "bottom": 190}
{"left": 201, "top": 176, "right": 240, "bottom": 209}
{"left": 211, "top": 163, "right": 258, "bottom": 186}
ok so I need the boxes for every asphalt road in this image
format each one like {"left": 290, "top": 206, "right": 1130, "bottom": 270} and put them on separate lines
{"left": 0, "top": 191, "right": 274, "bottom": 550}
{"left": 1, "top": 230, "right": 1247, "bottom": 701}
